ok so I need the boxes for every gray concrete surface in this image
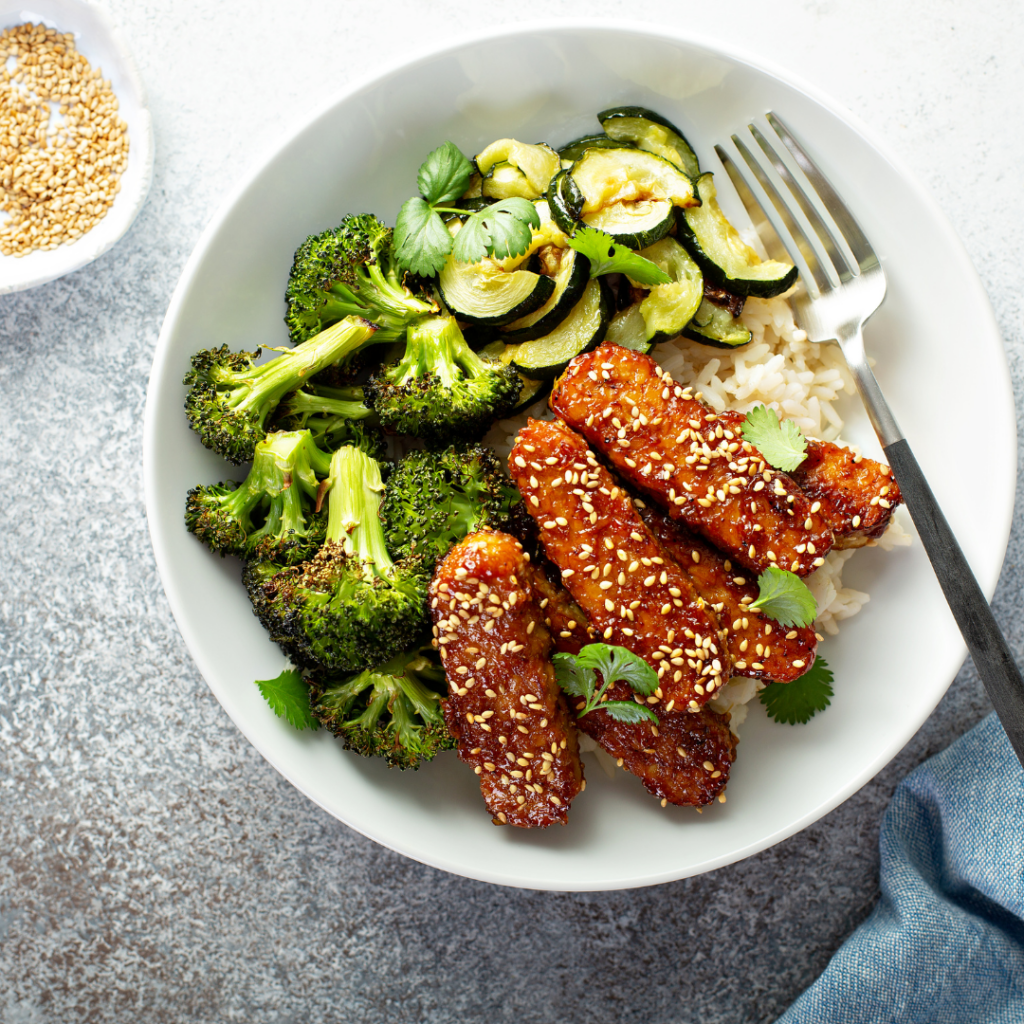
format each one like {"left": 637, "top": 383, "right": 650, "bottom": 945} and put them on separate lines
{"left": 2, "top": 2, "right": 1021, "bottom": 1021}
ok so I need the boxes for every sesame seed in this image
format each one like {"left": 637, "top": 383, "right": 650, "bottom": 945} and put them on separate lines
{"left": 514, "top": 456, "right": 526, "bottom": 468}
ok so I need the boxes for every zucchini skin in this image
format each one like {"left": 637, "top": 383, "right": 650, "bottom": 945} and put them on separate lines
{"left": 676, "top": 176, "right": 798, "bottom": 298}
{"left": 547, "top": 169, "right": 584, "bottom": 236}
{"left": 500, "top": 251, "right": 591, "bottom": 343}
{"left": 508, "top": 374, "right": 553, "bottom": 414}
{"left": 558, "top": 133, "right": 633, "bottom": 162}
{"left": 680, "top": 306, "right": 753, "bottom": 349}
{"left": 507, "top": 278, "right": 613, "bottom": 380}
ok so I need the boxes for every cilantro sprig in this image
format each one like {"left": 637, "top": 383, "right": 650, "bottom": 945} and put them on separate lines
{"left": 759, "top": 655, "right": 834, "bottom": 724}
{"left": 749, "top": 566, "right": 817, "bottom": 628}
{"left": 553, "top": 643, "right": 660, "bottom": 724}
{"left": 740, "top": 404, "right": 808, "bottom": 472}
{"left": 255, "top": 668, "right": 318, "bottom": 731}
{"left": 394, "top": 142, "right": 540, "bottom": 276}
{"left": 565, "top": 225, "right": 671, "bottom": 286}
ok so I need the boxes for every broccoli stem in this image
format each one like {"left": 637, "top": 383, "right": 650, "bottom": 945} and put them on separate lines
{"left": 392, "top": 315, "right": 490, "bottom": 390}
{"left": 326, "top": 447, "right": 394, "bottom": 574}
{"left": 323, "top": 263, "right": 436, "bottom": 341}
{"left": 278, "top": 386, "right": 373, "bottom": 423}
{"left": 220, "top": 317, "right": 382, "bottom": 419}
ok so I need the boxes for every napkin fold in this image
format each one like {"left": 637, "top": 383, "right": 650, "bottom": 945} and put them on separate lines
{"left": 778, "top": 712, "right": 1024, "bottom": 1024}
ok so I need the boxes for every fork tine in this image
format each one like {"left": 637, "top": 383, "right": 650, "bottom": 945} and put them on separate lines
{"left": 766, "top": 112, "right": 880, "bottom": 275}
{"left": 712, "top": 144, "right": 792, "bottom": 265}
{"left": 749, "top": 122, "right": 854, "bottom": 284}
{"left": 725, "top": 132, "right": 833, "bottom": 298}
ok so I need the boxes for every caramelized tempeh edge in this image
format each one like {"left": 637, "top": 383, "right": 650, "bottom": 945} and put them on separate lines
{"left": 430, "top": 531, "right": 584, "bottom": 827}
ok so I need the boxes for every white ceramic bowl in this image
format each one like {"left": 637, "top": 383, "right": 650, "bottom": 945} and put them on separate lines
{"left": 144, "top": 23, "right": 1015, "bottom": 891}
{"left": 0, "top": 0, "right": 153, "bottom": 293}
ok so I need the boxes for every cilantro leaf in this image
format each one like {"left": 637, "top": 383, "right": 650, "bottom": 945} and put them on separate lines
{"left": 574, "top": 643, "right": 659, "bottom": 696}
{"left": 566, "top": 225, "right": 671, "bottom": 286}
{"left": 759, "top": 656, "right": 834, "bottom": 724}
{"left": 553, "top": 643, "right": 660, "bottom": 723}
{"left": 740, "top": 404, "right": 807, "bottom": 472}
{"left": 452, "top": 197, "right": 540, "bottom": 264}
{"left": 255, "top": 668, "right": 318, "bottom": 731}
{"left": 601, "top": 701, "right": 661, "bottom": 725}
{"left": 394, "top": 197, "right": 453, "bottom": 277}
{"left": 416, "top": 141, "right": 474, "bottom": 206}
{"left": 750, "top": 566, "right": 817, "bottom": 627}
{"left": 552, "top": 653, "right": 596, "bottom": 702}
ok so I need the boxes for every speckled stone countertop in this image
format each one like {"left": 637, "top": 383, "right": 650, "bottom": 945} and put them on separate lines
{"left": 2, "top": 2, "right": 1022, "bottom": 1021}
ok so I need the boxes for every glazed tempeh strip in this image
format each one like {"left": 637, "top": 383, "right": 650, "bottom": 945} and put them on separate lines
{"left": 578, "top": 704, "right": 737, "bottom": 807}
{"left": 549, "top": 344, "right": 834, "bottom": 576}
{"left": 524, "top": 560, "right": 594, "bottom": 656}
{"left": 430, "top": 531, "right": 584, "bottom": 828}
{"left": 640, "top": 503, "right": 817, "bottom": 683}
{"left": 510, "top": 417, "right": 730, "bottom": 712}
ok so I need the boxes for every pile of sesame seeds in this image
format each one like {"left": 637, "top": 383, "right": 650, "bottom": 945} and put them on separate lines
{"left": 0, "top": 22, "right": 128, "bottom": 258}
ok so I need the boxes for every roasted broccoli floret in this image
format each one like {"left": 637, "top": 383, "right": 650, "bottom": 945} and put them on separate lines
{"left": 185, "top": 429, "right": 330, "bottom": 565}
{"left": 184, "top": 315, "right": 383, "bottom": 464}
{"left": 243, "top": 446, "right": 428, "bottom": 675}
{"left": 270, "top": 384, "right": 386, "bottom": 459}
{"left": 363, "top": 314, "right": 521, "bottom": 446}
{"left": 285, "top": 213, "right": 438, "bottom": 344}
{"left": 308, "top": 645, "right": 453, "bottom": 769}
{"left": 379, "top": 444, "right": 520, "bottom": 568}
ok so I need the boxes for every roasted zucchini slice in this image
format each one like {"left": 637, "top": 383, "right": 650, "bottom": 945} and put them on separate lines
{"left": 604, "top": 303, "right": 651, "bottom": 353}
{"left": 565, "top": 148, "right": 698, "bottom": 249}
{"left": 476, "top": 139, "right": 560, "bottom": 201}
{"left": 439, "top": 249, "right": 554, "bottom": 327}
{"left": 547, "top": 168, "right": 585, "bottom": 236}
{"left": 503, "top": 278, "right": 613, "bottom": 379}
{"left": 597, "top": 106, "right": 700, "bottom": 179}
{"left": 558, "top": 133, "right": 634, "bottom": 163}
{"left": 678, "top": 173, "right": 798, "bottom": 297}
{"left": 500, "top": 246, "right": 590, "bottom": 342}
{"left": 681, "top": 299, "right": 753, "bottom": 349}
{"left": 631, "top": 237, "right": 704, "bottom": 345}
{"left": 437, "top": 208, "right": 563, "bottom": 327}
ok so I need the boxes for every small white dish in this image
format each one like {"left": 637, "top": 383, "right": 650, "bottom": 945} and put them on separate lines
{"left": 144, "top": 23, "right": 1015, "bottom": 891}
{"left": 0, "top": 0, "right": 153, "bottom": 294}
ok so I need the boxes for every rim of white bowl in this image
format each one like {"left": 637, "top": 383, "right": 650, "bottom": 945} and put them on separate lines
{"left": 0, "top": 0, "right": 154, "bottom": 294}
{"left": 144, "top": 19, "right": 1014, "bottom": 890}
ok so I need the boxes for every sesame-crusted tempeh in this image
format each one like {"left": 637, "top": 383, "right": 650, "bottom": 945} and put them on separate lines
{"left": 509, "top": 418, "right": 730, "bottom": 713}
{"left": 549, "top": 344, "right": 834, "bottom": 576}
{"left": 524, "top": 560, "right": 595, "bottom": 656}
{"left": 639, "top": 502, "right": 817, "bottom": 683}
{"left": 578, "top": 703, "right": 737, "bottom": 807}
{"left": 430, "top": 531, "right": 584, "bottom": 827}
{"left": 789, "top": 436, "right": 903, "bottom": 549}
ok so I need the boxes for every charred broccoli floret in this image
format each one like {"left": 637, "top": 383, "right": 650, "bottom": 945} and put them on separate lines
{"left": 243, "top": 446, "right": 428, "bottom": 674}
{"left": 185, "top": 429, "right": 331, "bottom": 565}
{"left": 308, "top": 645, "right": 453, "bottom": 769}
{"left": 270, "top": 384, "right": 386, "bottom": 459}
{"left": 183, "top": 315, "right": 383, "bottom": 464}
{"left": 363, "top": 315, "right": 521, "bottom": 446}
{"left": 285, "top": 213, "right": 438, "bottom": 344}
{"left": 379, "top": 444, "right": 520, "bottom": 569}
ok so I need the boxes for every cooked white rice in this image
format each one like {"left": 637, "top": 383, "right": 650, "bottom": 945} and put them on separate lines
{"left": 484, "top": 294, "right": 912, "bottom": 733}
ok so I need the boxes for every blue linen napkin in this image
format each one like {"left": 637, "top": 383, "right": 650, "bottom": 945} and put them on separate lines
{"left": 777, "top": 712, "right": 1024, "bottom": 1024}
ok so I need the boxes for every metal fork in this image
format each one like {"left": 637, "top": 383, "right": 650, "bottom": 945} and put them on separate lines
{"left": 715, "top": 112, "right": 1024, "bottom": 766}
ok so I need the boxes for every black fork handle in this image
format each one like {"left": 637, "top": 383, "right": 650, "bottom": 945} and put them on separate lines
{"left": 884, "top": 438, "right": 1024, "bottom": 766}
